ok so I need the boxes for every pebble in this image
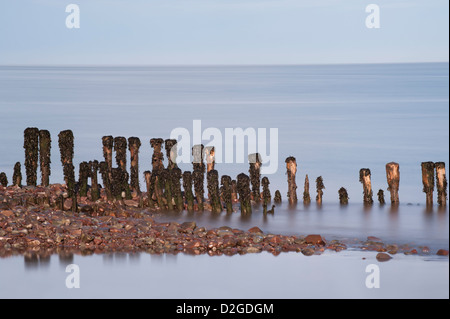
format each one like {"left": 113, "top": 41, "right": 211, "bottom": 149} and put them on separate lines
{"left": 376, "top": 252, "right": 392, "bottom": 262}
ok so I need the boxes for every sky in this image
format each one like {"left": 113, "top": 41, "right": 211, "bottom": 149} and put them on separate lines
{"left": 0, "top": 0, "right": 448, "bottom": 65}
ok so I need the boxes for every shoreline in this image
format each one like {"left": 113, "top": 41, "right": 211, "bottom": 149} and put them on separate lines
{"left": 1, "top": 184, "right": 448, "bottom": 260}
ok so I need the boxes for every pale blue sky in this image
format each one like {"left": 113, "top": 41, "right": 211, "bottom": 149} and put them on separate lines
{"left": 0, "top": 0, "right": 448, "bottom": 65}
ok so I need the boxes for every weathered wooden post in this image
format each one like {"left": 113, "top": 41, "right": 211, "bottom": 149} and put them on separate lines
{"left": 274, "top": 190, "right": 282, "bottom": 203}
{"left": 285, "top": 157, "right": 298, "bottom": 204}
{"left": 24, "top": 127, "right": 39, "bottom": 187}
{"left": 150, "top": 138, "right": 165, "bottom": 172}
{"left": 220, "top": 175, "right": 233, "bottom": 213}
{"left": 192, "top": 144, "right": 205, "bottom": 212}
{"left": 153, "top": 171, "right": 166, "bottom": 209}
{"left": 338, "top": 187, "right": 349, "bottom": 205}
{"left": 128, "top": 137, "right": 141, "bottom": 195}
{"left": 316, "top": 176, "right": 325, "bottom": 205}
{"left": 161, "top": 169, "right": 174, "bottom": 210}
{"left": 99, "top": 161, "right": 113, "bottom": 201}
{"left": 13, "top": 162, "right": 22, "bottom": 187}
{"left": 182, "top": 171, "right": 195, "bottom": 212}
{"left": 89, "top": 160, "right": 100, "bottom": 201}
{"left": 303, "top": 174, "right": 311, "bottom": 205}
{"left": 78, "top": 161, "right": 89, "bottom": 197}
{"left": 386, "top": 162, "right": 400, "bottom": 204}
{"left": 39, "top": 129, "right": 51, "bottom": 187}
{"left": 359, "top": 168, "right": 374, "bottom": 205}
{"left": 421, "top": 162, "right": 435, "bottom": 206}
{"left": 0, "top": 173, "right": 7, "bottom": 187}
{"left": 114, "top": 137, "right": 131, "bottom": 200}
{"left": 143, "top": 171, "right": 153, "bottom": 207}
{"left": 102, "top": 136, "right": 114, "bottom": 173}
{"left": 261, "top": 176, "right": 271, "bottom": 206}
{"left": 377, "top": 189, "right": 386, "bottom": 205}
{"left": 205, "top": 146, "right": 215, "bottom": 173}
{"left": 237, "top": 173, "right": 252, "bottom": 215}
{"left": 248, "top": 153, "right": 262, "bottom": 202}
{"left": 171, "top": 167, "right": 184, "bottom": 212}
{"left": 207, "top": 169, "right": 222, "bottom": 213}
{"left": 231, "top": 179, "right": 237, "bottom": 202}
{"left": 165, "top": 139, "right": 178, "bottom": 170}
{"left": 435, "top": 162, "right": 447, "bottom": 207}
{"left": 58, "top": 130, "right": 75, "bottom": 197}
{"left": 111, "top": 167, "right": 125, "bottom": 201}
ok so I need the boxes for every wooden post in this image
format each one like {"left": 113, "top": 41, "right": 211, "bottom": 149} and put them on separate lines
{"left": 111, "top": 167, "right": 125, "bottom": 201}
{"left": 285, "top": 157, "right": 298, "bottom": 204}
{"left": 153, "top": 171, "right": 166, "bottom": 209}
{"left": 205, "top": 146, "right": 215, "bottom": 173}
{"left": 99, "top": 161, "right": 113, "bottom": 201}
{"left": 338, "top": 187, "right": 349, "bottom": 205}
{"left": 303, "top": 174, "right": 311, "bottom": 205}
{"left": 150, "top": 138, "right": 164, "bottom": 172}
{"left": 89, "top": 160, "right": 100, "bottom": 201}
{"left": 114, "top": 137, "right": 131, "bottom": 200}
{"left": 0, "top": 172, "right": 7, "bottom": 187}
{"left": 231, "top": 179, "right": 237, "bottom": 202}
{"left": 274, "top": 190, "right": 282, "bottom": 203}
{"left": 58, "top": 130, "right": 75, "bottom": 197}
{"left": 144, "top": 171, "right": 154, "bottom": 208}
{"left": 421, "top": 162, "right": 435, "bottom": 206}
{"left": 192, "top": 144, "right": 205, "bottom": 212}
{"left": 13, "top": 162, "right": 22, "bottom": 187}
{"left": 386, "top": 162, "right": 400, "bottom": 204}
{"left": 316, "top": 176, "right": 325, "bottom": 205}
{"left": 102, "top": 136, "right": 114, "bottom": 173}
{"left": 182, "top": 171, "right": 195, "bottom": 212}
{"left": 78, "top": 161, "right": 89, "bottom": 197}
{"left": 237, "top": 173, "right": 252, "bottom": 215}
{"left": 249, "top": 153, "right": 262, "bottom": 202}
{"left": 39, "top": 129, "right": 51, "bottom": 187}
{"left": 128, "top": 137, "right": 141, "bottom": 195}
{"left": 161, "top": 169, "right": 174, "bottom": 211}
{"left": 261, "top": 176, "right": 271, "bottom": 206}
{"left": 171, "top": 167, "right": 184, "bottom": 212}
{"left": 435, "top": 162, "right": 447, "bottom": 207}
{"left": 165, "top": 139, "right": 178, "bottom": 170}
{"left": 220, "top": 175, "right": 233, "bottom": 213}
{"left": 207, "top": 169, "right": 222, "bottom": 213}
{"left": 359, "top": 168, "right": 374, "bottom": 205}
{"left": 377, "top": 189, "right": 385, "bottom": 205}
{"left": 24, "top": 127, "right": 39, "bottom": 187}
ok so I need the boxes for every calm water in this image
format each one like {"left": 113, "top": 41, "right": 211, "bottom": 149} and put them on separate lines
{"left": 0, "top": 63, "right": 448, "bottom": 298}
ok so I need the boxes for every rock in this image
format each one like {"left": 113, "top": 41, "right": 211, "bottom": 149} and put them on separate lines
{"left": 437, "top": 249, "right": 449, "bottom": 256}
{"left": 0, "top": 210, "right": 14, "bottom": 218}
{"left": 124, "top": 200, "right": 139, "bottom": 208}
{"left": 301, "top": 248, "right": 315, "bottom": 256}
{"left": 217, "top": 229, "right": 233, "bottom": 237}
{"left": 376, "top": 252, "right": 392, "bottom": 262}
{"left": 252, "top": 235, "right": 264, "bottom": 243}
{"left": 367, "top": 236, "right": 382, "bottom": 242}
{"left": 245, "top": 246, "right": 261, "bottom": 253}
{"left": 180, "top": 221, "right": 196, "bottom": 233}
{"left": 248, "top": 226, "right": 263, "bottom": 234}
{"left": 304, "top": 234, "right": 326, "bottom": 246}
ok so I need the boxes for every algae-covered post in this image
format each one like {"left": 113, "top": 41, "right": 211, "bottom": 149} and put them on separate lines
{"left": 182, "top": 171, "right": 195, "bottom": 212}
{"left": 114, "top": 137, "right": 131, "bottom": 200}
{"left": 205, "top": 146, "right": 215, "bottom": 173}
{"left": 421, "top": 162, "right": 435, "bottom": 206}
{"left": 78, "top": 161, "right": 89, "bottom": 197}
{"left": 385, "top": 162, "right": 400, "bottom": 204}
{"left": 111, "top": 167, "right": 125, "bottom": 201}
{"left": 102, "top": 136, "right": 114, "bottom": 173}
{"left": 285, "top": 157, "right": 298, "bottom": 204}
{"left": 0, "top": 172, "right": 7, "bottom": 187}
{"left": 303, "top": 175, "right": 311, "bottom": 205}
{"left": 377, "top": 189, "right": 386, "bottom": 205}
{"left": 89, "top": 160, "right": 100, "bottom": 201}
{"left": 161, "top": 169, "right": 174, "bottom": 211}
{"left": 435, "top": 162, "right": 447, "bottom": 207}
{"left": 261, "top": 176, "right": 271, "bottom": 206}
{"left": 150, "top": 138, "right": 165, "bottom": 172}
{"left": 237, "top": 173, "right": 252, "bottom": 215}
{"left": 58, "top": 130, "right": 75, "bottom": 197}
{"left": 207, "top": 169, "right": 222, "bottom": 213}
{"left": 13, "top": 162, "right": 22, "bottom": 187}
{"left": 24, "top": 127, "right": 40, "bottom": 187}
{"left": 248, "top": 153, "right": 262, "bottom": 202}
{"left": 128, "top": 137, "right": 141, "bottom": 195}
{"left": 171, "top": 167, "right": 184, "bottom": 212}
{"left": 338, "top": 187, "right": 349, "bottom": 205}
{"left": 192, "top": 144, "right": 205, "bottom": 212}
{"left": 359, "top": 168, "right": 374, "bottom": 205}
{"left": 165, "top": 139, "right": 178, "bottom": 170}
{"left": 316, "top": 176, "right": 325, "bottom": 204}
{"left": 143, "top": 171, "right": 153, "bottom": 207}
{"left": 231, "top": 179, "right": 237, "bottom": 202}
{"left": 39, "top": 129, "right": 51, "bottom": 187}
{"left": 99, "top": 161, "right": 113, "bottom": 201}
{"left": 220, "top": 175, "right": 233, "bottom": 213}
{"left": 274, "top": 190, "right": 282, "bottom": 203}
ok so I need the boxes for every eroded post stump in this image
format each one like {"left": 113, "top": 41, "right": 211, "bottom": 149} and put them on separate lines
{"left": 183, "top": 171, "right": 195, "bottom": 213}
{"left": 237, "top": 173, "right": 252, "bottom": 215}
{"left": 285, "top": 157, "right": 298, "bottom": 204}
{"left": 359, "top": 168, "right": 373, "bottom": 205}
{"left": 249, "top": 153, "right": 262, "bottom": 202}
{"left": 386, "top": 162, "right": 400, "bottom": 205}
{"left": 303, "top": 174, "right": 311, "bottom": 205}
{"left": 0, "top": 173, "right": 7, "bottom": 187}
{"left": 128, "top": 137, "right": 141, "bottom": 195}
{"left": 338, "top": 187, "right": 349, "bottom": 205}
{"left": 274, "top": 190, "right": 282, "bottom": 204}
{"left": 89, "top": 160, "right": 100, "bottom": 201}
{"left": 377, "top": 189, "right": 386, "bottom": 205}
{"left": 316, "top": 176, "right": 325, "bottom": 205}
{"left": 39, "top": 129, "right": 51, "bottom": 187}
{"left": 421, "top": 162, "right": 435, "bottom": 206}
{"left": 205, "top": 146, "right": 215, "bottom": 173}
{"left": 99, "top": 161, "right": 113, "bottom": 201}
{"left": 13, "top": 162, "right": 22, "bottom": 187}
{"left": 207, "top": 169, "right": 222, "bottom": 213}
{"left": 192, "top": 144, "right": 205, "bottom": 212}
{"left": 261, "top": 176, "right": 271, "bottom": 206}
{"left": 24, "top": 127, "right": 39, "bottom": 187}
{"left": 165, "top": 139, "right": 178, "bottom": 170}
{"left": 78, "top": 161, "right": 89, "bottom": 197}
{"left": 435, "top": 162, "right": 447, "bottom": 207}
{"left": 150, "top": 138, "right": 165, "bottom": 172}
{"left": 58, "top": 130, "right": 75, "bottom": 197}
{"left": 220, "top": 175, "right": 233, "bottom": 213}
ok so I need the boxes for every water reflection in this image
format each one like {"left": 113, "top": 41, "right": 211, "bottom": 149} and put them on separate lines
{"left": 24, "top": 252, "right": 51, "bottom": 270}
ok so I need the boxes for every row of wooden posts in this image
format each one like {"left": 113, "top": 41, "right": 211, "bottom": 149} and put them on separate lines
{"left": 0, "top": 128, "right": 447, "bottom": 212}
